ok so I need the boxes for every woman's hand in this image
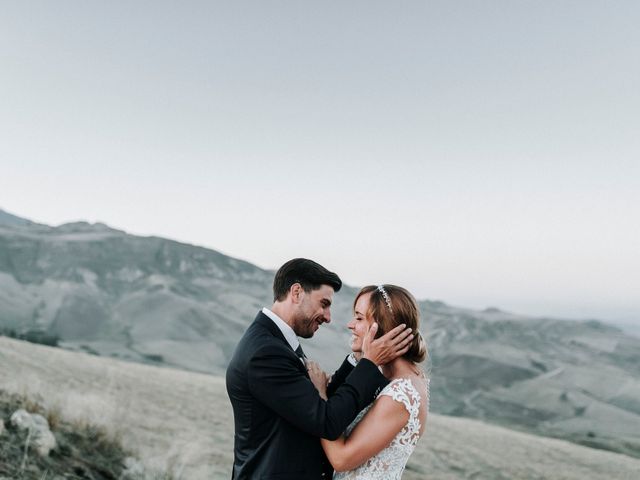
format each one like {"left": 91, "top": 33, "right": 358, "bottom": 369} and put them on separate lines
{"left": 306, "top": 360, "right": 329, "bottom": 400}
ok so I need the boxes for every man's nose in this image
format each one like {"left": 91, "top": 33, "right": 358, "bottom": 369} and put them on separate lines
{"left": 324, "top": 309, "right": 331, "bottom": 323}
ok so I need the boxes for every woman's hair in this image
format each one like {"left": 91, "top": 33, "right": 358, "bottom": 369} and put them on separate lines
{"left": 354, "top": 284, "right": 428, "bottom": 364}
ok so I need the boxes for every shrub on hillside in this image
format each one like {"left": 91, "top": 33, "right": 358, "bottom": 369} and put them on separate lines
{"left": 0, "top": 390, "right": 136, "bottom": 479}
{"left": 0, "top": 328, "right": 59, "bottom": 347}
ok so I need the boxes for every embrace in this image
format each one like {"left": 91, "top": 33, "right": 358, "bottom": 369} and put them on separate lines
{"left": 226, "top": 258, "right": 430, "bottom": 479}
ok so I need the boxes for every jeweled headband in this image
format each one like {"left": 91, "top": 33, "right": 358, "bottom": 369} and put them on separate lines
{"left": 377, "top": 285, "right": 393, "bottom": 313}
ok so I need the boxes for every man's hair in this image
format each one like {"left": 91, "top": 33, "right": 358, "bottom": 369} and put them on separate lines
{"left": 273, "top": 258, "right": 342, "bottom": 302}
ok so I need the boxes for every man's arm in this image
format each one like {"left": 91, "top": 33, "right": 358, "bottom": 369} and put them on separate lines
{"left": 248, "top": 345, "right": 386, "bottom": 440}
{"left": 328, "top": 321, "right": 414, "bottom": 397}
{"left": 248, "top": 323, "right": 414, "bottom": 440}
{"left": 327, "top": 355, "right": 356, "bottom": 397}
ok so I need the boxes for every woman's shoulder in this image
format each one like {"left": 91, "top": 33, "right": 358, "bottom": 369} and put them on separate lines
{"left": 382, "top": 376, "right": 427, "bottom": 395}
{"left": 378, "top": 376, "right": 427, "bottom": 412}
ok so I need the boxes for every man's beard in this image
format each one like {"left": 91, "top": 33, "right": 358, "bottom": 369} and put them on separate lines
{"left": 293, "top": 310, "right": 320, "bottom": 339}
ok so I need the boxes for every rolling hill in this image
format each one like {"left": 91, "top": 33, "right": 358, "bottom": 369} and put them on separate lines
{"left": 1, "top": 208, "right": 639, "bottom": 459}
{"left": 2, "top": 336, "right": 639, "bottom": 480}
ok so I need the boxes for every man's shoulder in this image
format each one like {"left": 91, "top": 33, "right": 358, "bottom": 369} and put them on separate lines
{"left": 241, "top": 315, "right": 280, "bottom": 342}
{"left": 232, "top": 315, "right": 290, "bottom": 358}
{"left": 243, "top": 328, "right": 292, "bottom": 357}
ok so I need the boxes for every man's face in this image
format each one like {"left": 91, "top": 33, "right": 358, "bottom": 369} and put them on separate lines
{"left": 292, "top": 284, "right": 334, "bottom": 338}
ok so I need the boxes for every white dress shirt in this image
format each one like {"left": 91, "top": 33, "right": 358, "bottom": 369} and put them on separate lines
{"left": 262, "top": 307, "right": 300, "bottom": 351}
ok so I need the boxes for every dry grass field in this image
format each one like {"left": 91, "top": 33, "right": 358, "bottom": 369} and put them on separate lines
{"left": 1, "top": 336, "right": 639, "bottom": 480}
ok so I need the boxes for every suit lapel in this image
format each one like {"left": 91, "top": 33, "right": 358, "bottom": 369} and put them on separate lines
{"left": 255, "top": 311, "right": 289, "bottom": 344}
{"left": 254, "top": 311, "right": 308, "bottom": 376}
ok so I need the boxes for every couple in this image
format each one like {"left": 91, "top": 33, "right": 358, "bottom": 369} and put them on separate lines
{"left": 226, "top": 258, "right": 429, "bottom": 479}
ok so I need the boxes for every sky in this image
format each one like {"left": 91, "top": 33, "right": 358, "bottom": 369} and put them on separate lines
{"left": 1, "top": 1, "right": 639, "bottom": 324}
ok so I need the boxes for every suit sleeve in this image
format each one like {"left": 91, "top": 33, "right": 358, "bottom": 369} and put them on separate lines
{"left": 327, "top": 356, "right": 355, "bottom": 397}
{"left": 247, "top": 345, "right": 387, "bottom": 440}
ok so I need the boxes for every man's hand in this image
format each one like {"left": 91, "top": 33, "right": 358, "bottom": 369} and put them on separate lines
{"left": 362, "top": 323, "right": 414, "bottom": 366}
{"left": 307, "top": 360, "right": 329, "bottom": 400}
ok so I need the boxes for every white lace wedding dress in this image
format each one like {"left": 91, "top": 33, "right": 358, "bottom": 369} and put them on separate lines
{"left": 333, "top": 377, "right": 429, "bottom": 480}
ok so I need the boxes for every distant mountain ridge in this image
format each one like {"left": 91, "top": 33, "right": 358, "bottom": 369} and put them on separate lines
{"left": 0, "top": 209, "right": 39, "bottom": 227}
{"left": 0, "top": 209, "right": 279, "bottom": 373}
{"left": 1, "top": 209, "right": 639, "bottom": 459}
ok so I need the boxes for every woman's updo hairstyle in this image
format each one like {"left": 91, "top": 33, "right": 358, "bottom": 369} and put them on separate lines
{"left": 353, "top": 284, "right": 428, "bottom": 364}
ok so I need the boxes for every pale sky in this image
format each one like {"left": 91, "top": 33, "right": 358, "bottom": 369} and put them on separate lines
{"left": 1, "top": 1, "right": 639, "bottom": 323}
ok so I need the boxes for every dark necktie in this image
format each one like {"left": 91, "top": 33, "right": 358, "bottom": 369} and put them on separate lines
{"left": 295, "top": 345, "right": 306, "bottom": 361}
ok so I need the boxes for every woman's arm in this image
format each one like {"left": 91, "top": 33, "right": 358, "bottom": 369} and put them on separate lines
{"left": 320, "top": 395, "right": 409, "bottom": 472}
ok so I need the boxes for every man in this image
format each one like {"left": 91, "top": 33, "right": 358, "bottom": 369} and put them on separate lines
{"left": 226, "top": 258, "right": 414, "bottom": 479}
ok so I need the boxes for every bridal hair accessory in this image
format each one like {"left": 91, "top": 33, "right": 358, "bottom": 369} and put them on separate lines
{"left": 377, "top": 285, "right": 393, "bottom": 313}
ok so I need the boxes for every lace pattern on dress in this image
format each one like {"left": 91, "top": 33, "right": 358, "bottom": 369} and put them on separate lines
{"left": 333, "top": 377, "right": 429, "bottom": 480}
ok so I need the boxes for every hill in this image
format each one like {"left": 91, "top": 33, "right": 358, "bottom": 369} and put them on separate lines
{"left": 1, "top": 209, "right": 639, "bottom": 458}
{"left": 2, "top": 336, "right": 639, "bottom": 480}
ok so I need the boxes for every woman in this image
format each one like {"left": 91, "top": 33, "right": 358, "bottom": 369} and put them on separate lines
{"left": 308, "top": 285, "right": 430, "bottom": 479}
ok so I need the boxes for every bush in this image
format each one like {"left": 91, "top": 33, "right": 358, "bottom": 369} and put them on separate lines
{"left": 0, "top": 390, "right": 131, "bottom": 479}
{"left": 0, "top": 328, "right": 59, "bottom": 347}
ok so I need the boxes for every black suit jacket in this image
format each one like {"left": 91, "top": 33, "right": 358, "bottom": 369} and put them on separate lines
{"left": 226, "top": 311, "right": 388, "bottom": 480}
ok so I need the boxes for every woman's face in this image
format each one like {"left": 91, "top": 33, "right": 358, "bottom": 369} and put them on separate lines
{"left": 347, "top": 292, "right": 373, "bottom": 352}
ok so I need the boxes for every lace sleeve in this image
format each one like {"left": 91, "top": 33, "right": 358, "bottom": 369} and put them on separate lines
{"left": 378, "top": 378, "right": 422, "bottom": 446}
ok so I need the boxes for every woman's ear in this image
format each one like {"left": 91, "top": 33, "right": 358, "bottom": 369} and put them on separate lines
{"left": 368, "top": 315, "right": 383, "bottom": 340}
{"left": 374, "top": 326, "right": 383, "bottom": 340}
